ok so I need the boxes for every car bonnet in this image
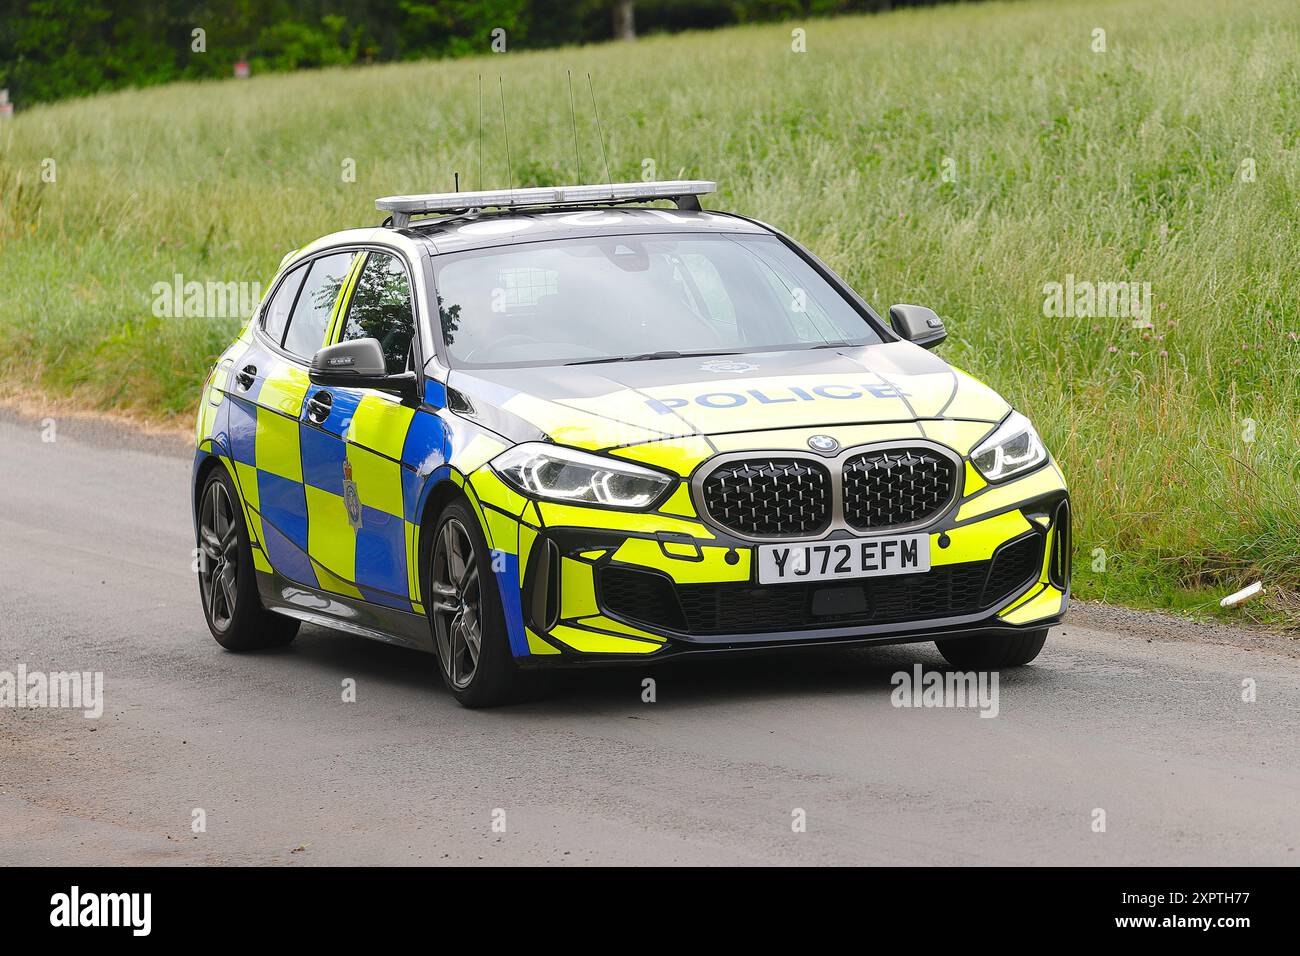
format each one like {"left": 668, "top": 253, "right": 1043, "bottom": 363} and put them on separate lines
{"left": 445, "top": 340, "right": 1011, "bottom": 469}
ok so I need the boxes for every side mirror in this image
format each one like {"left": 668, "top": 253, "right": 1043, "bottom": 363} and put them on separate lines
{"left": 888, "top": 304, "right": 947, "bottom": 350}
{"left": 309, "top": 338, "right": 418, "bottom": 399}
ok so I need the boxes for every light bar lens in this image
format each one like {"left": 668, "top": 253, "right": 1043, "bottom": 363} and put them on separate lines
{"left": 376, "top": 180, "right": 716, "bottom": 216}
{"left": 971, "top": 411, "right": 1048, "bottom": 482}
{"left": 490, "top": 443, "right": 672, "bottom": 509}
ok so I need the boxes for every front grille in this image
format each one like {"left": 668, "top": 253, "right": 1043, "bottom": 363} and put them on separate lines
{"left": 671, "top": 566, "right": 989, "bottom": 634}
{"left": 700, "top": 458, "right": 831, "bottom": 537}
{"left": 842, "top": 449, "right": 956, "bottom": 530}
{"left": 597, "top": 533, "right": 1044, "bottom": 636}
{"left": 698, "top": 446, "right": 958, "bottom": 539}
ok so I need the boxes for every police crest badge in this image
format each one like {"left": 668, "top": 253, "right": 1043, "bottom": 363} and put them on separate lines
{"left": 342, "top": 459, "right": 362, "bottom": 531}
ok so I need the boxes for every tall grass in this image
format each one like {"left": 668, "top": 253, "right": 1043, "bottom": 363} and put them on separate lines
{"left": 1, "top": 0, "right": 1296, "bottom": 624}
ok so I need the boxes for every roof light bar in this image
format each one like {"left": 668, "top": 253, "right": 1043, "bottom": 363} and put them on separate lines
{"left": 376, "top": 180, "right": 716, "bottom": 227}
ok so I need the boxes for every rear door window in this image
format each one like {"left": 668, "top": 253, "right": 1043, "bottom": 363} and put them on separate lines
{"left": 261, "top": 265, "right": 306, "bottom": 345}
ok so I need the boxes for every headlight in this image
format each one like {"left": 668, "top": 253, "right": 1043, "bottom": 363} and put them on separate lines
{"left": 490, "top": 443, "right": 673, "bottom": 509}
{"left": 970, "top": 411, "right": 1047, "bottom": 482}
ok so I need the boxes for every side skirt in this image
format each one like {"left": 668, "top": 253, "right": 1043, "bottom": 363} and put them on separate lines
{"left": 255, "top": 569, "right": 436, "bottom": 654}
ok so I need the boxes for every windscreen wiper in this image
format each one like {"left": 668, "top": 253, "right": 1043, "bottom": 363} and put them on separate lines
{"left": 565, "top": 350, "right": 742, "bottom": 366}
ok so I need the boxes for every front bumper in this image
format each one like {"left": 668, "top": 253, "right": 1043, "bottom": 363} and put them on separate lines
{"left": 512, "top": 620, "right": 1064, "bottom": 669}
{"left": 465, "top": 456, "right": 1072, "bottom": 663}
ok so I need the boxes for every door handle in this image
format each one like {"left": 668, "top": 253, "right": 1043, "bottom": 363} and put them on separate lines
{"left": 305, "top": 391, "right": 333, "bottom": 424}
{"left": 235, "top": 364, "right": 257, "bottom": 390}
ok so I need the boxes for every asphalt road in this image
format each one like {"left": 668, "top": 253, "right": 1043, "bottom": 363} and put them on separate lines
{"left": 2, "top": 411, "right": 1298, "bottom": 865}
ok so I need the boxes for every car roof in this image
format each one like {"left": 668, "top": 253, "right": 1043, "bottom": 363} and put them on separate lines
{"left": 406, "top": 206, "right": 771, "bottom": 255}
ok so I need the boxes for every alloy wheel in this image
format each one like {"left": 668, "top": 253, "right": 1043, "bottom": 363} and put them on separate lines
{"left": 430, "top": 518, "right": 483, "bottom": 690}
{"left": 198, "top": 480, "right": 239, "bottom": 631}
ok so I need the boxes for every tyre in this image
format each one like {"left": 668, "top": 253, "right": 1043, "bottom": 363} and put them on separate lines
{"left": 935, "top": 628, "right": 1048, "bottom": 669}
{"left": 426, "top": 499, "right": 522, "bottom": 707}
{"left": 197, "top": 466, "right": 299, "bottom": 651}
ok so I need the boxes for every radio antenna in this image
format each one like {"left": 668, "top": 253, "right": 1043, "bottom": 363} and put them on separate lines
{"left": 586, "top": 72, "right": 612, "bottom": 185}
{"left": 498, "top": 76, "right": 515, "bottom": 194}
{"left": 476, "top": 74, "right": 483, "bottom": 190}
{"left": 567, "top": 70, "right": 582, "bottom": 184}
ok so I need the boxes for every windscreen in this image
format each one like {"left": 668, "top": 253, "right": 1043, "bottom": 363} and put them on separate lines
{"left": 431, "top": 232, "right": 882, "bottom": 367}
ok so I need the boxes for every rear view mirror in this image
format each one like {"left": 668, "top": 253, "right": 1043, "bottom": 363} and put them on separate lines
{"left": 888, "top": 304, "right": 947, "bottom": 349}
{"left": 310, "top": 338, "right": 387, "bottom": 381}
{"left": 309, "top": 338, "right": 418, "bottom": 398}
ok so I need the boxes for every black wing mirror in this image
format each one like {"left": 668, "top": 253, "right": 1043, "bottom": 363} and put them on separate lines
{"left": 309, "top": 338, "right": 418, "bottom": 398}
{"left": 888, "top": 304, "right": 947, "bottom": 350}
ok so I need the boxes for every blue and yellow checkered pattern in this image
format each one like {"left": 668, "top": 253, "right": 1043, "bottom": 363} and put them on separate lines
{"left": 212, "top": 340, "right": 448, "bottom": 616}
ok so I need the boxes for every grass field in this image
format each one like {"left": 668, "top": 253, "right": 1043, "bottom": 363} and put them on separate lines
{"left": 1, "top": 0, "right": 1297, "bottom": 626}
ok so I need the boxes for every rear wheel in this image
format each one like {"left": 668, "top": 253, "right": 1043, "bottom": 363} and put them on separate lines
{"left": 935, "top": 628, "right": 1048, "bottom": 669}
{"left": 197, "top": 467, "right": 299, "bottom": 651}
{"left": 427, "top": 500, "right": 522, "bottom": 707}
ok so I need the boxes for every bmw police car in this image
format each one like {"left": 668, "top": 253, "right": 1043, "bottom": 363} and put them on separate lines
{"left": 193, "top": 180, "right": 1070, "bottom": 706}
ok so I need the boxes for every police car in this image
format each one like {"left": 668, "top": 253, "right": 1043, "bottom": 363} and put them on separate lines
{"left": 193, "top": 181, "right": 1070, "bottom": 706}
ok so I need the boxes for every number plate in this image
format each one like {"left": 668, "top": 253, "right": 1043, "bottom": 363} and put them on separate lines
{"left": 756, "top": 535, "right": 931, "bottom": 584}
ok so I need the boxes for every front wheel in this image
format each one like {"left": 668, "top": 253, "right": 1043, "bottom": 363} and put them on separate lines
{"left": 197, "top": 467, "right": 299, "bottom": 651}
{"left": 427, "top": 500, "right": 522, "bottom": 707}
{"left": 934, "top": 628, "right": 1048, "bottom": 669}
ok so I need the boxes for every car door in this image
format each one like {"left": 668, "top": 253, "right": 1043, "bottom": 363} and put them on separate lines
{"left": 299, "top": 249, "right": 422, "bottom": 610}
{"left": 227, "top": 249, "right": 358, "bottom": 588}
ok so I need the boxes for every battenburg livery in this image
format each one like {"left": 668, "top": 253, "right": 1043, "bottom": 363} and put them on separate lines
{"left": 193, "top": 181, "right": 1070, "bottom": 706}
